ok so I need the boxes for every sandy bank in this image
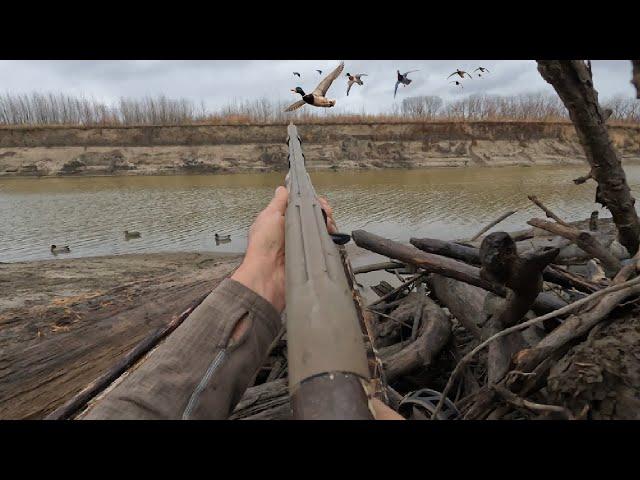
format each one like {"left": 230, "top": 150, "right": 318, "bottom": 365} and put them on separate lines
{"left": 1, "top": 121, "right": 639, "bottom": 177}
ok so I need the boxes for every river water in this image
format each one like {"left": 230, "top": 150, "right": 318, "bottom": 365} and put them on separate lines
{"left": 2, "top": 165, "right": 638, "bottom": 263}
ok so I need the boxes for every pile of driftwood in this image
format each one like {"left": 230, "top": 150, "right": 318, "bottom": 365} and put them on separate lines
{"left": 233, "top": 202, "right": 640, "bottom": 420}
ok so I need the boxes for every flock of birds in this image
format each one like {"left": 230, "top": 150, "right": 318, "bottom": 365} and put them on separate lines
{"left": 49, "top": 231, "right": 233, "bottom": 255}
{"left": 285, "top": 62, "right": 492, "bottom": 112}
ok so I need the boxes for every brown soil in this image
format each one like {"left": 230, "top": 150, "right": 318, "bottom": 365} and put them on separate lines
{"left": 0, "top": 252, "right": 242, "bottom": 419}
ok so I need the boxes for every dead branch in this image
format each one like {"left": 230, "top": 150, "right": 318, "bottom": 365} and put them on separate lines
{"left": 432, "top": 275, "right": 640, "bottom": 419}
{"left": 537, "top": 60, "right": 640, "bottom": 255}
{"left": 527, "top": 195, "right": 571, "bottom": 227}
{"left": 381, "top": 295, "right": 452, "bottom": 381}
{"left": 572, "top": 171, "right": 593, "bottom": 185}
{"left": 353, "top": 261, "right": 405, "bottom": 275}
{"left": 527, "top": 218, "right": 621, "bottom": 276}
{"left": 492, "top": 384, "right": 574, "bottom": 420}
{"left": 469, "top": 210, "right": 517, "bottom": 241}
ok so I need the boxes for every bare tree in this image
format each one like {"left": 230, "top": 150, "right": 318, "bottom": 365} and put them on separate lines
{"left": 537, "top": 60, "right": 640, "bottom": 255}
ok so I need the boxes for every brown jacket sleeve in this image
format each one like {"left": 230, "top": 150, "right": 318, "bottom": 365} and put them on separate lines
{"left": 80, "top": 278, "right": 282, "bottom": 420}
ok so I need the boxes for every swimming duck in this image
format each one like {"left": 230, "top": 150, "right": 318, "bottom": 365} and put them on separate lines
{"left": 447, "top": 69, "right": 473, "bottom": 80}
{"left": 346, "top": 73, "right": 368, "bottom": 96}
{"left": 124, "top": 230, "right": 141, "bottom": 239}
{"left": 215, "top": 233, "right": 231, "bottom": 241}
{"left": 51, "top": 244, "right": 70, "bottom": 254}
{"left": 284, "top": 62, "right": 345, "bottom": 112}
{"left": 394, "top": 70, "right": 419, "bottom": 98}
{"left": 449, "top": 80, "right": 464, "bottom": 88}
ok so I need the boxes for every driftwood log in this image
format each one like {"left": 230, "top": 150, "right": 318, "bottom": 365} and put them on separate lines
{"left": 479, "top": 232, "right": 559, "bottom": 383}
{"left": 412, "top": 235, "right": 600, "bottom": 294}
{"left": 380, "top": 294, "right": 452, "bottom": 381}
{"left": 353, "top": 230, "right": 567, "bottom": 314}
{"left": 537, "top": 60, "right": 640, "bottom": 256}
{"left": 527, "top": 218, "right": 622, "bottom": 276}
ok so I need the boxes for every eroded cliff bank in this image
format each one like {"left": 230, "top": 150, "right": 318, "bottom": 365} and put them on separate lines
{"left": 1, "top": 121, "right": 639, "bottom": 177}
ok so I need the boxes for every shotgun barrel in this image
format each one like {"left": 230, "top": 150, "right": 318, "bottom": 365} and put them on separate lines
{"left": 284, "top": 123, "right": 373, "bottom": 419}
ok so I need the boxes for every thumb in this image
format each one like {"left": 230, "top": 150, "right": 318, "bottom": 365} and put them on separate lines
{"left": 266, "top": 186, "right": 289, "bottom": 215}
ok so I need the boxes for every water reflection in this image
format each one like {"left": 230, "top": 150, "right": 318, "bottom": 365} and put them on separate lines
{"left": 2, "top": 165, "right": 639, "bottom": 263}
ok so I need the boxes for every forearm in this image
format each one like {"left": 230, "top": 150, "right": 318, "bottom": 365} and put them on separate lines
{"left": 80, "top": 278, "right": 282, "bottom": 420}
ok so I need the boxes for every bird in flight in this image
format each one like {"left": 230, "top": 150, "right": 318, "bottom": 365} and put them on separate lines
{"left": 474, "top": 66, "right": 490, "bottom": 78}
{"left": 293, "top": 72, "right": 301, "bottom": 78}
{"left": 394, "top": 70, "right": 419, "bottom": 98}
{"left": 285, "top": 62, "right": 345, "bottom": 112}
{"left": 346, "top": 72, "right": 368, "bottom": 96}
{"left": 447, "top": 69, "right": 473, "bottom": 80}
{"left": 449, "top": 80, "right": 463, "bottom": 88}
{"left": 316, "top": 69, "right": 323, "bottom": 75}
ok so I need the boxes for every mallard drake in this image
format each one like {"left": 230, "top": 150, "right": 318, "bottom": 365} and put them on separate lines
{"left": 124, "top": 230, "right": 141, "bottom": 239}
{"left": 215, "top": 233, "right": 231, "bottom": 241}
{"left": 346, "top": 73, "right": 368, "bottom": 96}
{"left": 293, "top": 72, "right": 301, "bottom": 78}
{"left": 51, "top": 244, "right": 70, "bottom": 254}
{"left": 284, "top": 62, "right": 345, "bottom": 112}
{"left": 447, "top": 69, "right": 473, "bottom": 80}
{"left": 449, "top": 80, "right": 464, "bottom": 88}
{"left": 394, "top": 70, "right": 419, "bottom": 98}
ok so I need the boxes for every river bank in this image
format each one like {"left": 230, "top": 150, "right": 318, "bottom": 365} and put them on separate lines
{"left": 1, "top": 121, "right": 639, "bottom": 177}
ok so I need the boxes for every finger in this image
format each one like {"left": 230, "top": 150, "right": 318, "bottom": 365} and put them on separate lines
{"left": 266, "top": 186, "right": 289, "bottom": 215}
{"left": 371, "top": 398, "right": 405, "bottom": 420}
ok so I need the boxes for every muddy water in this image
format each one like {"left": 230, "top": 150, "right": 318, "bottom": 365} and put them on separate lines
{"left": 2, "top": 165, "right": 639, "bottom": 263}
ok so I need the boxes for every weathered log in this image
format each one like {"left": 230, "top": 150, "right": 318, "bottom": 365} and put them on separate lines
{"left": 429, "top": 274, "right": 484, "bottom": 338}
{"left": 353, "top": 261, "right": 405, "bottom": 275}
{"left": 354, "top": 230, "right": 567, "bottom": 314}
{"left": 410, "top": 237, "right": 480, "bottom": 265}
{"left": 469, "top": 210, "right": 517, "bottom": 241}
{"left": 230, "top": 379, "right": 291, "bottom": 420}
{"left": 413, "top": 235, "right": 599, "bottom": 294}
{"left": 527, "top": 195, "right": 571, "bottom": 228}
{"left": 479, "top": 232, "right": 559, "bottom": 384}
{"left": 527, "top": 218, "right": 622, "bottom": 276}
{"left": 515, "top": 282, "right": 640, "bottom": 374}
{"left": 632, "top": 60, "right": 640, "bottom": 99}
{"left": 537, "top": 60, "right": 640, "bottom": 255}
{"left": 381, "top": 294, "right": 452, "bottom": 381}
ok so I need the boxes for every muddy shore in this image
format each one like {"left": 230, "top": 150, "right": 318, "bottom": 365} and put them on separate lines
{"left": 2, "top": 121, "right": 639, "bottom": 177}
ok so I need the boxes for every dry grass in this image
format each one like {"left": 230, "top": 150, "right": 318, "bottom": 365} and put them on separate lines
{"left": 0, "top": 92, "right": 638, "bottom": 127}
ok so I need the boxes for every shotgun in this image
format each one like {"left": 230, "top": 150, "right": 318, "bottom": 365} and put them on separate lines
{"left": 284, "top": 123, "right": 374, "bottom": 419}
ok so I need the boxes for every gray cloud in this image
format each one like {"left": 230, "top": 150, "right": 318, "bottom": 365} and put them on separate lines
{"left": 0, "top": 60, "right": 635, "bottom": 114}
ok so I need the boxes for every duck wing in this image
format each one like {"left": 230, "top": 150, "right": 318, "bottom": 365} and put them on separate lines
{"left": 284, "top": 100, "right": 306, "bottom": 112}
{"left": 464, "top": 71, "right": 473, "bottom": 79}
{"left": 347, "top": 79, "right": 354, "bottom": 96}
{"left": 403, "top": 70, "right": 419, "bottom": 77}
{"left": 312, "top": 61, "right": 345, "bottom": 97}
{"left": 447, "top": 72, "right": 457, "bottom": 79}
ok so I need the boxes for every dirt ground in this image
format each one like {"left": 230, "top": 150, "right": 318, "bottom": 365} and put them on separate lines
{"left": 0, "top": 252, "right": 242, "bottom": 419}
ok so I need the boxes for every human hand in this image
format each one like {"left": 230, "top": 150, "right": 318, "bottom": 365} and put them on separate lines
{"left": 231, "top": 188, "right": 339, "bottom": 314}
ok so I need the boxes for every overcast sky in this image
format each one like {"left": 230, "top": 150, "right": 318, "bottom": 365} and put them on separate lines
{"left": 0, "top": 60, "right": 635, "bottom": 114}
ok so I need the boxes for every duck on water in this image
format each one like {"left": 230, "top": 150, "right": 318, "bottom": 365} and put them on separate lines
{"left": 50, "top": 244, "right": 70, "bottom": 254}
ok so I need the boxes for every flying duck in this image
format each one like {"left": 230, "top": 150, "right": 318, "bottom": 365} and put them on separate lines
{"left": 447, "top": 69, "right": 473, "bottom": 80}
{"left": 316, "top": 69, "right": 323, "bottom": 75}
{"left": 346, "top": 73, "right": 368, "bottom": 96}
{"left": 474, "top": 67, "right": 490, "bottom": 74}
{"left": 449, "top": 80, "right": 464, "bottom": 88}
{"left": 394, "top": 70, "right": 419, "bottom": 98}
{"left": 51, "top": 244, "right": 70, "bottom": 254}
{"left": 124, "top": 230, "right": 141, "bottom": 239}
{"left": 293, "top": 72, "right": 301, "bottom": 78}
{"left": 284, "top": 62, "right": 345, "bottom": 112}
